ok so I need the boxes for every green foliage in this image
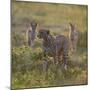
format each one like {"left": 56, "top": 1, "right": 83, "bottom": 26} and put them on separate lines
{"left": 35, "top": 12, "right": 47, "bottom": 16}
{"left": 78, "top": 31, "right": 87, "bottom": 48}
{"left": 12, "top": 46, "right": 43, "bottom": 73}
{"left": 12, "top": 31, "right": 27, "bottom": 46}
{"left": 12, "top": 45, "right": 87, "bottom": 89}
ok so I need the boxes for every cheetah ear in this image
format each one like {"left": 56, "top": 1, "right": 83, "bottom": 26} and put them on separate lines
{"left": 47, "top": 30, "right": 50, "bottom": 35}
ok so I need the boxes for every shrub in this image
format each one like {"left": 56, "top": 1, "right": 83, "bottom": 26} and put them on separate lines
{"left": 12, "top": 46, "right": 43, "bottom": 73}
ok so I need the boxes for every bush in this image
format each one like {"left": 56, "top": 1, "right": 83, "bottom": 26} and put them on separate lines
{"left": 12, "top": 46, "right": 43, "bottom": 73}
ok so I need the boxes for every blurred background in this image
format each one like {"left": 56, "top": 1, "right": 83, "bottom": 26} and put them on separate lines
{"left": 11, "top": 0, "right": 88, "bottom": 89}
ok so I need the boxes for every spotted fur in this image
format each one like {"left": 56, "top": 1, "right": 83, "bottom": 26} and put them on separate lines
{"left": 38, "top": 29, "right": 69, "bottom": 70}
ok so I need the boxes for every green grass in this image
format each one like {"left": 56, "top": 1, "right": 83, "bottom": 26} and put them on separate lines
{"left": 11, "top": 44, "right": 87, "bottom": 89}
{"left": 11, "top": 1, "right": 88, "bottom": 89}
